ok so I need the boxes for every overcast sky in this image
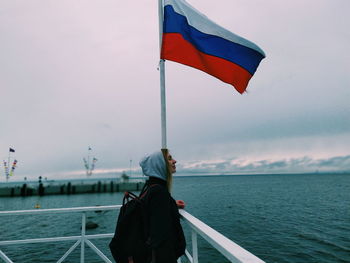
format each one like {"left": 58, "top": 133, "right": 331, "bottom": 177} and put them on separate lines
{"left": 1, "top": 0, "right": 349, "bottom": 181}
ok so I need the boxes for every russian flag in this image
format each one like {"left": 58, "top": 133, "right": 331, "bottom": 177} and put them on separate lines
{"left": 161, "top": 0, "right": 266, "bottom": 94}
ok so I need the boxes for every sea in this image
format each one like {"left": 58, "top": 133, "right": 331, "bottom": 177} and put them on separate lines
{"left": 0, "top": 173, "right": 349, "bottom": 263}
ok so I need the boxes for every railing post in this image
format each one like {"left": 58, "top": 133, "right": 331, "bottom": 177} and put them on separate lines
{"left": 81, "top": 212, "right": 86, "bottom": 263}
{"left": 192, "top": 230, "right": 198, "bottom": 263}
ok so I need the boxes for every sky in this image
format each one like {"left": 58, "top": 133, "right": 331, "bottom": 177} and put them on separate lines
{"left": 1, "top": 0, "right": 349, "bottom": 181}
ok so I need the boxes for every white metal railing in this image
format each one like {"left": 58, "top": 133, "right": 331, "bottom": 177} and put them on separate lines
{"left": 0, "top": 206, "right": 265, "bottom": 263}
{"left": 0, "top": 206, "right": 118, "bottom": 263}
{"left": 179, "top": 210, "right": 265, "bottom": 263}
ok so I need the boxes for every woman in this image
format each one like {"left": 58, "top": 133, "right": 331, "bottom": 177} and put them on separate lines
{"left": 139, "top": 149, "right": 186, "bottom": 263}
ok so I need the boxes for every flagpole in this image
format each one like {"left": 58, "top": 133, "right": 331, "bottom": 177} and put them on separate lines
{"left": 158, "top": 0, "right": 167, "bottom": 149}
{"left": 88, "top": 147, "right": 91, "bottom": 176}
{"left": 7, "top": 150, "right": 11, "bottom": 182}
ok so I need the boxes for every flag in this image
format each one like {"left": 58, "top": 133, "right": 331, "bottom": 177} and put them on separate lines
{"left": 11, "top": 160, "right": 17, "bottom": 171}
{"left": 161, "top": 0, "right": 266, "bottom": 94}
{"left": 9, "top": 148, "right": 15, "bottom": 153}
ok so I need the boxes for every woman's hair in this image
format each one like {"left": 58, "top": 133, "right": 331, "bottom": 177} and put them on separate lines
{"left": 161, "top": 148, "right": 173, "bottom": 192}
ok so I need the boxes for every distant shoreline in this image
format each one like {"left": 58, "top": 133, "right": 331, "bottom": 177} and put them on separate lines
{"left": 1, "top": 171, "right": 349, "bottom": 185}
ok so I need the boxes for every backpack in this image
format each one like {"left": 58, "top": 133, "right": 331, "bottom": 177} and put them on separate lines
{"left": 109, "top": 185, "right": 153, "bottom": 263}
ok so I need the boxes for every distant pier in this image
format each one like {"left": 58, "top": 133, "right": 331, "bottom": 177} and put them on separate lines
{"left": 0, "top": 179, "right": 145, "bottom": 197}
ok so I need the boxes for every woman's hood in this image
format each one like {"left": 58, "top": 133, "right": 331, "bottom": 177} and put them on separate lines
{"left": 139, "top": 151, "right": 167, "bottom": 181}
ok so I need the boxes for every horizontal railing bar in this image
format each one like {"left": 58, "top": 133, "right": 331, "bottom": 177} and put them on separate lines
{"left": 0, "top": 205, "right": 121, "bottom": 216}
{"left": 0, "top": 236, "right": 81, "bottom": 245}
{"left": 179, "top": 210, "right": 265, "bottom": 263}
{"left": 84, "top": 233, "right": 114, "bottom": 239}
{"left": 0, "top": 234, "right": 114, "bottom": 246}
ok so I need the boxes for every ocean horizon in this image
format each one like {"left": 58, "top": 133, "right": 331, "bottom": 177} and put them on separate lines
{"left": 1, "top": 171, "right": 349, "bottom": 185}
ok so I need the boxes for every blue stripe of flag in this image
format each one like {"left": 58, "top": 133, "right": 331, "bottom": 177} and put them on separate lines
{"left": 163, "top": 5, "right": 265, "bottom": 75}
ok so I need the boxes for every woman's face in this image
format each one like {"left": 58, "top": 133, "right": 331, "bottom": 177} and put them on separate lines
{"left": 167, "top": 153, "right": 177, "bottom": 174}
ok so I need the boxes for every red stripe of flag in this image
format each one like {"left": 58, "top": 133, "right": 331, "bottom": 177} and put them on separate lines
{"left": 161, "top": 33, "right": 252, "bottom": 94}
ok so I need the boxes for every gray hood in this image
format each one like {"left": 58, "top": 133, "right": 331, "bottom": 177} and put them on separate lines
{"left": 139, "top": 151, "right": 167, "bottom": 181}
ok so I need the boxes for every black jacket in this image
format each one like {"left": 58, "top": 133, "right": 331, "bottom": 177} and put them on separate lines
{"left": 143, "top": 177, "right": 186, "bottom": 263}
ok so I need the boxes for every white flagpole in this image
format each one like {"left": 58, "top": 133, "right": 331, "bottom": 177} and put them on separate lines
{"left": 7, "top": 150, "right": 11, "bottom": 182}
{"left": 88, "top": 147, "right": 91, "bottom": 176}
{"left": 158, "top": 0, "right": 167, "bottom": 149}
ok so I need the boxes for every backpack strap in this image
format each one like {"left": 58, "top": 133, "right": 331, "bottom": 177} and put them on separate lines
{"left": 122, "top": 183, "right": 158, "bottom": 205}
{"left": 139, "top": 183, "right": 159, "bottom": 199}
{"left": 139, "top": 182, "right": 149, "bottom": 195}
{"left": 122, "top": 191, "right": 138, "bottom": 205}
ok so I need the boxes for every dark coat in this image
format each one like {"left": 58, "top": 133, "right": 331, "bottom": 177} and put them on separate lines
{"left": 143, "top": 177, "right": 186, "bottom": 263}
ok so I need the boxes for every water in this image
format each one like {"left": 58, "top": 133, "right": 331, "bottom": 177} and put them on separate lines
{"left": 0, "top": 173, "right": 349, "bottom": 263}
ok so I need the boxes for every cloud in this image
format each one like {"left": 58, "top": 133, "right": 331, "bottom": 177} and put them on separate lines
{"left": 315, "top": 155, "right": 350, "bottom": 170}
{"left": 3, "top": 154, "right": 348, "bottom": 182}
{"left": 177, "top": 155, "right": 350, "bottom": 174}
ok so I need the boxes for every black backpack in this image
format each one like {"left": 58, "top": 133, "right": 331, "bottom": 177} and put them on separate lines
{"left": 109, "top": 185, "right": 153, "bottom": 263}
